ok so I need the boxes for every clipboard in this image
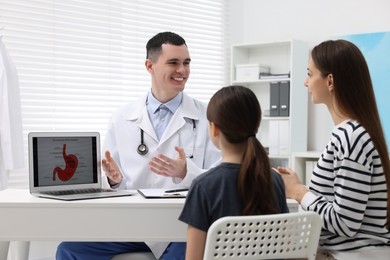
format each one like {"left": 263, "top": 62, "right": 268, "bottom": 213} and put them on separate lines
{"left": 137, "top": 189, "right": 188, "bottom": 199}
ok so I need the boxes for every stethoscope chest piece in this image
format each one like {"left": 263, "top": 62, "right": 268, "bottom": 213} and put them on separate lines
{"left": 137, "top": 143, "right": 148, "bottom": 155}
{"left": 137, "top": 129, "right": 149, "bottom": 155}
{"left": 137, "top": 119, "right": 196, "bottom": 156}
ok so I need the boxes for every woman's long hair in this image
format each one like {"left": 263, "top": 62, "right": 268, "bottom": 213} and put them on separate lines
{"left": 207, "top": 85, "right": 278, "bottom": 215}
{"left": 312, "top": 40, "right": 390, "bottom": 224}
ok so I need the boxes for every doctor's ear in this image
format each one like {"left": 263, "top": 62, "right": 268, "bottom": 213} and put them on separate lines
{"left": 145, "top": 59, "right": 153, "bottom": 73}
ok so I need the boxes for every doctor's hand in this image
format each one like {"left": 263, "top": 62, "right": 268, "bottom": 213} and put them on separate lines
{"left": 275, "top": 167, "right": 308, "bottom": 203}
{"left": 102, "top": 150, "right": 123, "bottom": 186}
{"left": 149, "top": 146, "right": 187, "bottom": 180}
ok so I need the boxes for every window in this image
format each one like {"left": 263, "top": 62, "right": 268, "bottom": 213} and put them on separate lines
{"left": 0, "top": 0, "right": 230, "bottom": 187}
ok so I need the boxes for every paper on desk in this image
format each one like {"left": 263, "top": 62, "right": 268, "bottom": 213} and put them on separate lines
{"left": 137, "top": 189, "right": 188, "bottom": 198}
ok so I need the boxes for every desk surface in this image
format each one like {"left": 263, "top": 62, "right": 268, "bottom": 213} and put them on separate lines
{"left": 0, "top": 188, "right": 185, "bottom": 208}
{"left": 0, "top": 189, "right": 187, "bottom": 242}
{"left": 0, "top": 189, "right": 299, "bottom": 242}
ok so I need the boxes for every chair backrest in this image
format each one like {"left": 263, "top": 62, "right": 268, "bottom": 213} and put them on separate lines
{"left": 203, "top": 211, "right": 322, "bottom": 260}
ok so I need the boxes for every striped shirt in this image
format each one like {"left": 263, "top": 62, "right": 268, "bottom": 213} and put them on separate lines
{"left": 301, "top": 120, "right": 390, "bottom": 251}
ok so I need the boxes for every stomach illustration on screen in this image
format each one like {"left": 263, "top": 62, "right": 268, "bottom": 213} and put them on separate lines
{"left": 53, "top": 143, "right": 79, "bottom": 181}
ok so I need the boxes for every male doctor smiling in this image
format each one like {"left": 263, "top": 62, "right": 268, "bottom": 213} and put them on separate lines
{"left": 56, "top": 32, "right": 220, "bottom": 260}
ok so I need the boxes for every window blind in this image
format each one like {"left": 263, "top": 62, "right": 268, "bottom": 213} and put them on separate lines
{"left": 0, "top": 0, "right": 230, "bottom": 188}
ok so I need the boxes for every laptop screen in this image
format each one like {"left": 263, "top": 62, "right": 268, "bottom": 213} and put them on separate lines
{"left": 29, "top": 133, "right": 100, "bottom": 188}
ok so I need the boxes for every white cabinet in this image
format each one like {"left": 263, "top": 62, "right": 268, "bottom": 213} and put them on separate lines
{"left": 231, "top": 40, "right": 309, "bottom": 167}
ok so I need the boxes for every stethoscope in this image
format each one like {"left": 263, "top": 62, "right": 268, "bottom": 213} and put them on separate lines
{"left": 137, "top": 119, "right": 196, "bottom": 158}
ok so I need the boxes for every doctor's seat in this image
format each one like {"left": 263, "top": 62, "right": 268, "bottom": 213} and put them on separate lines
{"left": 203, "top": 211, "right": 322, "bottom": 260}
{"left": 111, "top": 252, "right": 156, "bottom": 260}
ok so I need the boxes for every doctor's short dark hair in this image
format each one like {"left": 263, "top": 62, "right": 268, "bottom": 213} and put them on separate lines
{"left": 146, "top": 31, "right": 187, "bottom": 61}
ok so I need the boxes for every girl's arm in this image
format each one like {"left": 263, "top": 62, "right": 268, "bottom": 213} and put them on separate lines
{"left": 185, "top": 224, "right": 207, "bottom": 260}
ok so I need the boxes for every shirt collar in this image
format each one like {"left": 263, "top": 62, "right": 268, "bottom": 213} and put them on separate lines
{"left": 146, "top": 90, "right": 183, "bottom": 114}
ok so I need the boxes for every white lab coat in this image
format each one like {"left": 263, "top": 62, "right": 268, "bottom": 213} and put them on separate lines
{"left": 103, "top": 92, "right": 221, "bottom": 258}
{"left": 0, "top": 35, "right": 24, "bottom": 190}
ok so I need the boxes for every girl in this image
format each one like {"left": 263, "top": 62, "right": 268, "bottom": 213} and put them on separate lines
{"left": 179, "top": 85, "right": 289, "bottom": 260}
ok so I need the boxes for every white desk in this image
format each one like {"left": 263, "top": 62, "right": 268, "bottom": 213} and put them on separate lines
{"left": 0, "top": 189, "right": 299, "bottom": 260}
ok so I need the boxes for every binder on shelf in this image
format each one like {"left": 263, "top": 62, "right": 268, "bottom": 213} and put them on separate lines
{"left": 269, "top": 82, "right": 290, "bottom": 117}
{"left": 278, "top": 120, "right": 289, "bottom": 155}
{"left": 268, "top": 120, "right": 279, "bottom": 155}
{"left": 268, "top": 120, "right": 290, "bottom": 156}
{"left": 279, "top": 81, "right": 290, "bottom": 117}
{"left": 270, "top": 82, "right": 280, "bottom": 116}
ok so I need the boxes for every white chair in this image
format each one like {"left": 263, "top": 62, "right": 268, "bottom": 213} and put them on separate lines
{"left": 203, "top": 211, "right": 322, "bottom": 260}
{"left": 111, "top": 252, "right": 156, "bottom": 260}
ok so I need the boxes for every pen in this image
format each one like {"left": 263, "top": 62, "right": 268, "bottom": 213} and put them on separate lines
{"left": 164, "top": 188, "right": 189, "bottom": 193}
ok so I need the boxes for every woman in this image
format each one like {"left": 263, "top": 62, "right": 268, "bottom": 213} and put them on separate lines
{"left": 278, "top": 39, "right": 390, "bottom": 260}
{"left": 179, "top": 85, "right": 289, "bottom": 260}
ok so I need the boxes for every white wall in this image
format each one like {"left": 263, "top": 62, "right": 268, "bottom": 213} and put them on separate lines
{"left": 229, "top": 0, "right": 390, "bottom": 151}
{"left": 7, "top": 2, "right": 390, "bottom": 258}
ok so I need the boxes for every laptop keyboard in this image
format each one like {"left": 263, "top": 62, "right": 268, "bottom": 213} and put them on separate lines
{"left": 42, "top": 188, "right": 115, "bottom": 196}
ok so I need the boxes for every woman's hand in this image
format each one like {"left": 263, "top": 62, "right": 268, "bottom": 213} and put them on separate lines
{"left": 276, "top": 167, "right": 308, "bottom": 203}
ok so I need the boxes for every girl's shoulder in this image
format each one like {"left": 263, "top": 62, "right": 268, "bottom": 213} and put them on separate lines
{"left": 194, "top": 163, "right": 240, "bottom": 183}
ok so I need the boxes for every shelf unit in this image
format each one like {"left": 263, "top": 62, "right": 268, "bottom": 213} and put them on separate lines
{"left": 231, "top": 40, "right": 309, "bottom": 167}
{"left": 291, "top": 151, "right": 321, "bottom": 185}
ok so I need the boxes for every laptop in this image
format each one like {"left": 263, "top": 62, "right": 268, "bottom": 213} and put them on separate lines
{"left": 28, "top": 132, "right": 135, "bottom": 200}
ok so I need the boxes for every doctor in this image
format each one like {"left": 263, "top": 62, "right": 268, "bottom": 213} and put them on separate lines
{"left": 56, "top": 32, "right": 220, "bottom": 260}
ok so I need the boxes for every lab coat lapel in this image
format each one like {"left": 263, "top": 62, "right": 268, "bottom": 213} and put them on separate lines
{"left": 159, "top": 110, "right": 185, "bottom": 144}
{"left": 159, "top": 93, "right": 199, "bottom": 144}
{"left": 125, "top": 93, "right": 158, "bottom": 142}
